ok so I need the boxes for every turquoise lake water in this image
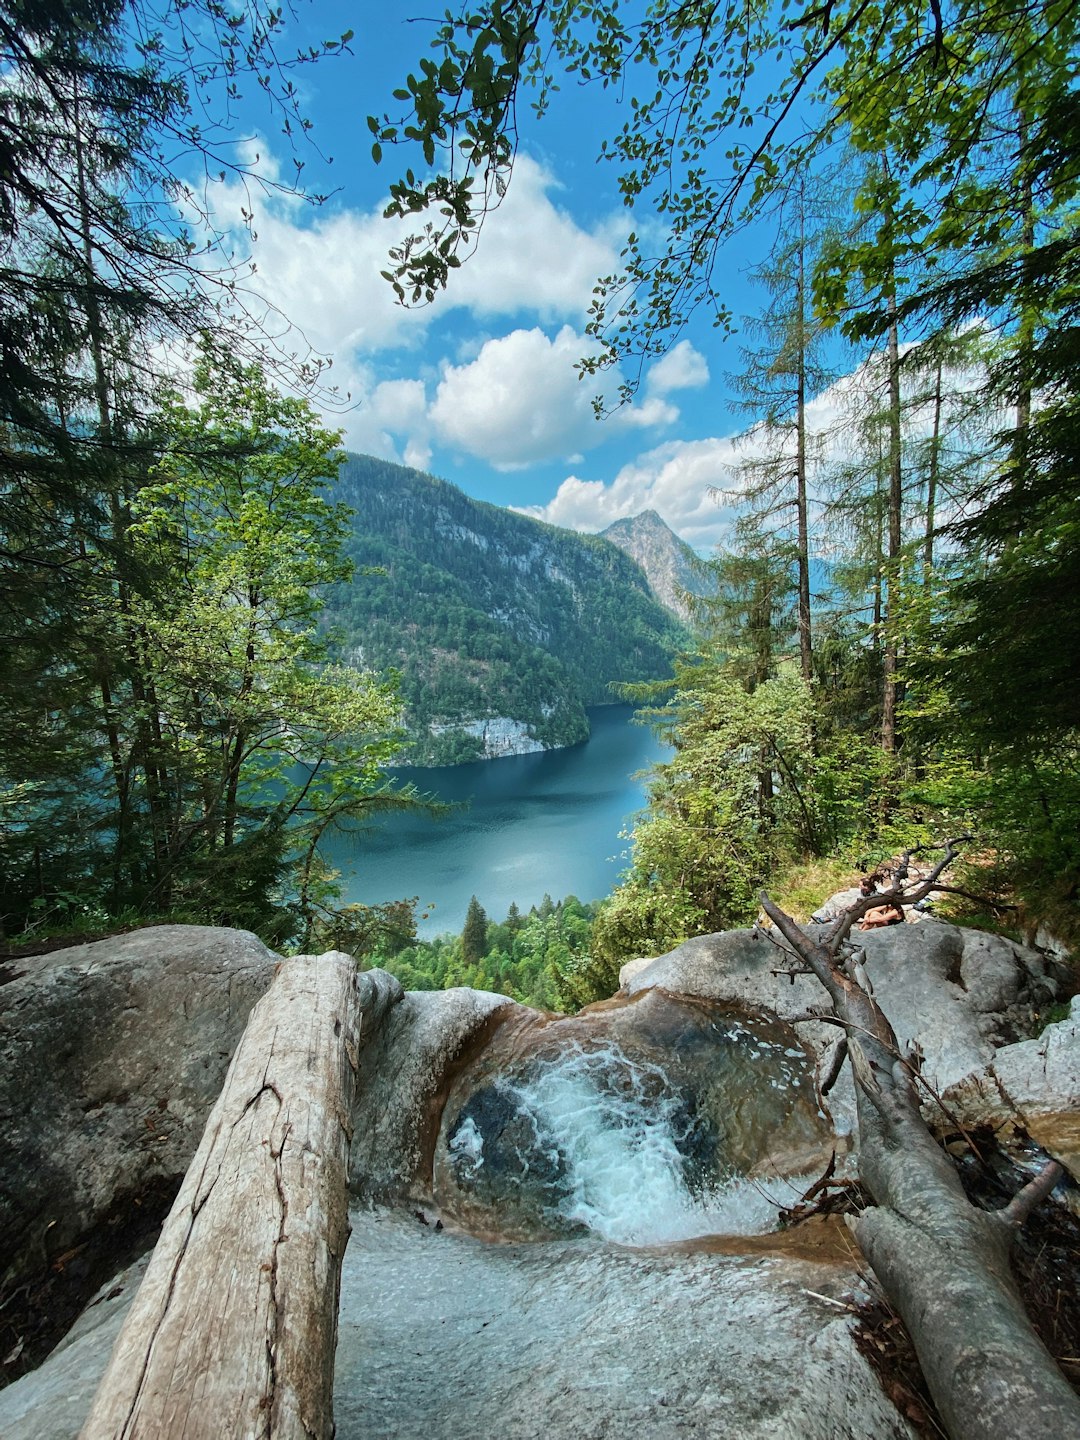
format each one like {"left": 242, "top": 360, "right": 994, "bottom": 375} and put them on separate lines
{"left": 322, "top": 705, "right": 667, "bottom": 937}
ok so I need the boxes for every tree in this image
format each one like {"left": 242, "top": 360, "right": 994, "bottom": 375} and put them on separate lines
{"left": 0, "top": 347, "right": 414, "bottom": 942}
{"left": 372, "top": 2, "right": 1080, "bottom": 380}
{"left": 725, "top": 180, "right": 841, "bottom": 683}
{"left": 461, "top": 894, "right": 490, "bottom": 967}
{"left": 761, "top": 847, "right": 1079, "bottom": 1439}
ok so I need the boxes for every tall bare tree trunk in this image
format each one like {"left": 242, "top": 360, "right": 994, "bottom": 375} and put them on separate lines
{"left": 881, "top": 285, "right": 903, "bottom": 758}
{"left": 795, "top": 209, "right": 813, "bottom": 686}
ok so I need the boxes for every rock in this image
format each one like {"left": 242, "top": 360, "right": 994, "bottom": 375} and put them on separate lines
{"left": 0, "top": 925, "right": 277, "bottom": 1297}
{"left": 619, "top": 919, "right": 1058, "bottom": 1099}
{"left": 942, "top": 995, "right": 1080, "bottom": 1186}
{"left": 332, "top": 1208, "right": 915, "bottom": 1440}
{"left": 0, "top": 1212, "right": 916, "bottom": 1440}
{"left": 0, "top": 1257, "right": 148, "bottom": 1440}
{"left": 349, "top": 986, "right": 524, "bottom": 1204}
{"left": 432, "top": 989, "right": 833, "bottom": 1244}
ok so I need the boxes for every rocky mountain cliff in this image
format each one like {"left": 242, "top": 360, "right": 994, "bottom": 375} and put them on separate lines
{"left": 325, "top": 455, "right": 685, "bottom": 764}
{"left": 600, "top": 510, "right": 714, "bottom": 623}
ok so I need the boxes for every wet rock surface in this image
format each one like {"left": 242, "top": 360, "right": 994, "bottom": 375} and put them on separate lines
{"left": 0, "top": 1213, "right": 914, "bottom": 1440}
{"left": 0, "top": 1257, "right": 148, "bottom": 1440}
{"left": 0, "top": 925, "right": 277, "bottom": 1377}
{"left": 332, "top": 1209, "right": 915, "bottom": 1440}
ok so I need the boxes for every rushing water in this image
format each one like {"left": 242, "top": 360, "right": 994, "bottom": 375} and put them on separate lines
{"left": 322, "top": 705, "right": 667, "bottom": 936}
{"left": 432, "top": 991, "right": 832, "bottom": 1245}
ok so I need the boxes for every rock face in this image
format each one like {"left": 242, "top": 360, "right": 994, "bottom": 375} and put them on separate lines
{"left": 601, "top": 509, "right": 713, "bottom": 623}
{"left": 943, "top": 995, "right": 1080, "bottom": 1186}
{"left": 0, "top": 925, "right": 277, "bottom": 1295}
{"left": 432, "top": 715, "right": 546, "bottom": 758}
{"left": 349, "top": 987, "right": 523, "bottom": 1205}
{"left": 0, "top": 1257, "right": 148, "bottom": 1440}
{"left": 1, "top": 917, "right": 1071, "bottom": 1440}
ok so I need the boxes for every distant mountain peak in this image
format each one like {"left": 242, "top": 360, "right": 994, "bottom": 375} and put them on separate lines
{"left": 600, "top": 511, "right": 711, "bottom": 623}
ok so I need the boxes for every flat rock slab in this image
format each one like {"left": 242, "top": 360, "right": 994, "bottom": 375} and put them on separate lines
{"left": 620, "top": 920, "right": 1058, "bottom": 1100}
{"left": 334, "top": 1209, "right": 913, "bottom": 1440}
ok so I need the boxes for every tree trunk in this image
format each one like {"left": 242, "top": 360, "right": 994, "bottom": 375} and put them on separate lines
{"left": 795, "top": 215, "right": 814, "bottom": 687}
{"left": 881, "top": 285, "right": 903, "bottom": 758}
{"left": 760, "top": 878, "right": 1080, "bottom": 1440}
{"left": 79, "top": 955, "right": 402, "bottom": 1440}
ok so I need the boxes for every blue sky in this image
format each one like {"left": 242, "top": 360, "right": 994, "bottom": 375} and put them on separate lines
{"left": 199, "top": 3, "right": 846, "bottom": 554}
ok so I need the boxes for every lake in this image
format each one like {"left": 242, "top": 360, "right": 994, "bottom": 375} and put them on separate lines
{"left": 324, "top": 705, "right": 667, "bottom": 937}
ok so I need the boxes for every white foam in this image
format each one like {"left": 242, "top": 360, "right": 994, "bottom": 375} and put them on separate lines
{"left": 498, "top": 1043, "right": 805, "bottom": 1245}
{"left": 449, "top": 1115, "right": 485, "bottom": 1176}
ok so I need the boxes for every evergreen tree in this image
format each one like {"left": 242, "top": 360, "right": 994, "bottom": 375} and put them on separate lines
{"left": 461, "top": 895, "right": 489, "bottom": 967}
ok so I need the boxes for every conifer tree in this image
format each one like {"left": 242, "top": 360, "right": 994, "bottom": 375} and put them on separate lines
{"left": 461, "top": 895, "right": 489, "bottom": 967}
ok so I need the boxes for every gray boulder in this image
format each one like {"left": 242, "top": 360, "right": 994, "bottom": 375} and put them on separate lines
{"left": 349, "top": 986, "right": 523, "bottom": 1204}
{"left": 0, "top": 925, "right": 277, "bottom": 1292}
{"left": 620, "top": 919, "right": 1058, "bottom": 1098}
{"left": 942, "top": 995, "right": 1080, "bottom": 1187}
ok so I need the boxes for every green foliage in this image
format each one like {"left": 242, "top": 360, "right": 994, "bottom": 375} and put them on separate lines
{"left": 0, "top": 352, "right": 415, "bottom": 946}
{"left": 374, "top": 895, "right": 603, "bottom": 1012}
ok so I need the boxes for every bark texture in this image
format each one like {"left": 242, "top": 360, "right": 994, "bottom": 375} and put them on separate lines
{"left": 79, "top": 955, "right": 401, "bottom": 1440}
{"left": 760, "top": 869, "right": 1080, "bottom": 1440}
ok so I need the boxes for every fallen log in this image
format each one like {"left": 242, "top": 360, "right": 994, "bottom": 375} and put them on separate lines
{"left": 760, "top": 841, "right": 1080, "bottom": 1440}
{"left": 79, "top": 954, "right": 402, "bottom": 1440}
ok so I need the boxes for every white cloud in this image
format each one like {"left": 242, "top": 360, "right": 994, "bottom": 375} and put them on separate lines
{"left": 427, "top": 325, "right": 680, "bottom": 471}
{"left": 519, "top": 435, "right": 744, "bottom": 551}
{"left": 203, "top": 150, "right": 618, "bottom": 361}
{"left": 647, "top": 339, "right": 710, "bottom": 395}
{"left": 444, "top": 155, "right": 620, "bottom": 321}
{"left": 345, "top": 377, "right": 432, "bottom": 468}
{"left": 196, "top": 148, "right": 637, "bottom": 467}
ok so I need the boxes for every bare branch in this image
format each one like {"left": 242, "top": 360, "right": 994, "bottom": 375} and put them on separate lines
{"left": 999, "top": 1161, "right": 1064, "bottom": 1229}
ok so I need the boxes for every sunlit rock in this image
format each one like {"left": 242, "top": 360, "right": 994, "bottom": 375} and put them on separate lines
{"left": 942, "top": 995, "right": 1080, "bottom": 1189}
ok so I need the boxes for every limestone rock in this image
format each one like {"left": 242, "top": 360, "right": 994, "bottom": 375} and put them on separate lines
{"left": 333, "top": 1209, "right": 915, "bottom": 1440}
{"left": 619, "top": 919, "right": 1057, "bottom": 1097}
{"left": 0, "top": 925, "right": 277, "bottom": 1291}
{"left": 942, "top": 996, "right": 1080, "bottom": 1185}
{"left": 349, "top": 986, "right": 525, "bottom": 1204}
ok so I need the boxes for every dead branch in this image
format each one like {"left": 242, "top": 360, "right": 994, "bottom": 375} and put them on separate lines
{"left": 999, "top": 1161, "right": 1066, "bottom": 1230}
{"left": 759, "top": 838, "right": 1079, "bottom": 1439}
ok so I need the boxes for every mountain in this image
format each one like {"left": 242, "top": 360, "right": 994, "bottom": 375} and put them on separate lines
{"left": 326, "top": 455, "right": 686, "bottom": 764}
{"left": 600, "top": 510, "right": 714, "bottom": 622}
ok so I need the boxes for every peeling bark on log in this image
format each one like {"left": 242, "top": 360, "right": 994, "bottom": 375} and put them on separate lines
{"left": 79, "top": 955, "right": 402, "bottom": 1440}
{"left": 760, "top": 885, "right": 1080, "bottom": 1440}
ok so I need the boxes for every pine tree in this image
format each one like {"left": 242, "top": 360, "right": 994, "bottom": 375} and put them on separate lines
{"left": 461, "top": 895, "right": 489, "bottom": 967}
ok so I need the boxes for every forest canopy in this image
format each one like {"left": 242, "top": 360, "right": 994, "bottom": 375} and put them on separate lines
{"left": 0, "top": 1, "right": 409, "bottom": 946}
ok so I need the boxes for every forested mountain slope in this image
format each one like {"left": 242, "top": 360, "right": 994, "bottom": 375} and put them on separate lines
{"left": 326, "top": 455, "right": 685, "bottom": 763}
